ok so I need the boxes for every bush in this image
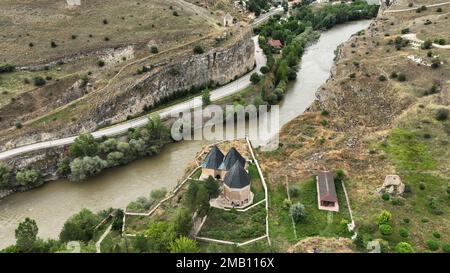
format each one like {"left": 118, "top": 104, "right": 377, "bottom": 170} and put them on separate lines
{"left": 432, "top": 231, "right": 441, "bottom": 239}
{"left": 381, "top": 193, "right": 390, "bottom": 201}
{"left": 421, "top": 39, "right": 432, "bottom": 50}
{"left": 69, "top": 134, "right": 99, "bottom": 158}
{"left": 403, "top": 218, "right": 410, "bottom": 224}
{"left": 103, "top": 19, "right": 108, "bottom": 25}
{"left": 288, "top": 186, "right": 300, "bottom": 198}
{"left": 390, "top": 72, "right": 397, "bottom": 78}
{"left": 397, "top": 73, "right": 406, "bottom": 82}
{"left": 69, "top": 156, "right": 108, "bottom": 181}
{"left": 289, "top": 202, "right": 305, "bottom": 223}
{"left": 193, "top": 45, "right": 204, "bottom": 54}
{"left": 0, "top": 163, "right": 11, "bottom": 189}
{"left": 33, "top": 76, "right": 46, "bottom": 86}
{"left": 435, "top": 108, "right": 449, "bottom": 121}
{"left": 401, "top": 28, "right": 410, "bottom": 34}
{"left": 431, "top": 58, "right": 441, "bottom": 69}
{"left": 426, "top": 240, "right": 439, "bottom": 251}
{"left": 250, "top": 73, "right": 261, "bottom": 84}
{"left": 50, "top": 41, "right": 58, "bottom": 48}
{"left": 0, "top": 64, "right": 15, "bottom": 73}
{"left": 395, "top": 242, "right": 414, "bottom": 253}
{"left": 150, "top": 46, "right": 158, "bottom": 54}
{"left": 202, "top": 88, "right": 211, "bottom": 106}
{"left": 378, "top": 75, "right": 387, "bottom": 81}
{"left": 172, "top": 11, "right": 179, "bottom": 16}
{"left": 399, "top": 228, "right": 409, "bottom": 238}
{"left": 379, "top": 224, "right": 393, "bottom": 236}
{"left": 260, "top": 66, "right": 270, "bottom": 74}
{"left": 419, "top": 181, "right": 426, "bottom": 190}
{"left": 150, "top": 188, "right": 167, "bottom": 200}
{"left": 97, "top": 60, "right": 105, "bottom": 67}
{"left": 59, "top": 209, "right": 100, "bottom": 242}
{"left": 443, "top": 243, "right": 450, "bottom": 253}
{"left": 127, "top": 196, "right": 152, "bottom": 212}
{"left": 16, "top": 169, "right": 42, "bottom": 188}
{"left": 376, "top": 210, "right": 391, "bottom": 225}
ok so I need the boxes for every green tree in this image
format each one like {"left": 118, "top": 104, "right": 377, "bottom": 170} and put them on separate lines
{"left": 193, "top": 45, "right": 204, "bottom": 54}
{"left": 150, "top": 188, "right": 167, "bottom": 200}
{"left": 171, "top": 209, "right": 193, "bottom": 237}
{"left": 15, "top": 218, "right": 39, "bottom": 252}
{"left": 69, "top": 134, "right": 99, "bottom": 158}
{"left": 169, "top": 236, "right": 199, "bottom": 253}
{"left": 112, "top": 209, "right": 124, "bottom": 232}
{"left": 133, "top": 234, "right": 149, "bottom": 253}
{"left": 202, "top": 88, "right": 211, "bottom": 106}
{"left": 379, "top": 224, "right": 393, "bottom": 236}
{"left": 376, "top": 210, "right": 391, "bottom": 226}
{"left": 289, "top": 202, "right": 305, "bottom": 223}
{"left": 16, "top": 169, "right": 42, "bottom": 188}
{"left": 0, "top": 163, "right": 11, "bottom": 189}
{"left": 99, "top": 138, "right": 118, "bottom": 154}
{"left": 59, "top": 209, "right": 100, "bottom": 242}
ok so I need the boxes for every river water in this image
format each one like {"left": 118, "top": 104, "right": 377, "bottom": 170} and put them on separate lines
{"left": 0, "top": 20, "right": 372, "bottom": 249}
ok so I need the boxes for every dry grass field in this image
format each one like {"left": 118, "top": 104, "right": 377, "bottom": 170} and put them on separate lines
{"left": 0, "top": 0, "right": 218, "bottom": 65}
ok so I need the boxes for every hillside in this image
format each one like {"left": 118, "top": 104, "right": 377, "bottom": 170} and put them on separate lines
{"left": 259, "top": 0, "right": 450, "bottom": 252}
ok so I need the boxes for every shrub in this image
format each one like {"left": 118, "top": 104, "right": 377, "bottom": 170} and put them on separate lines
{"left": 0, "top": 163, "right": 12, "bottom": 189}
{"left": 16, "top": 169, "right": 42, "bottom": 188}
{"left": 401, "top": 28, "right": 410, "bottom": 34}
{"left": 435, "top": 108, "right": 449, "bottom": 121}
{"left": 15, "top": 122, "right": 23, "bottom": 129}
{"left": 390, "top": 72, "right": 397, "bottom": 78}
{"left": 399, "top": 228, "right": 409, "bottom": 238}
{"left": 33, "top": 76, "right": 46, "bottom": 86}
{"left": 289, "top": 202, "right": 305, "bottom": 223}
{"left": 150, "top": 46, "right": 158, "bottom": 54}
{"left": 103, "top": 19, "right": 108, "bottom": 24}
{"left": 403, "top": 218, "right": 410, "bottom": 224}
{"left": 250, "top": 73, "right": 261, "bottom": 84}
{"left": 50, "top": 41, "right": 58, "bottom": 48}
{"left": 321, "top": 110, "right": 329, "bottom": 116}
{"left": 381, "top": 193, "right": 390, "bottom": 201}
{"left": 150, "top": 188, "right": 167, "bottom": 200}
{"left": 378, "top": 75, "right": 387, "bottom": 81}
{"left": 260, "top": 66, "right": 270, "bottom": 74}
{"left": 59, "top": 209, "right": 100, "bottom": 242}
{"left": 421, "top": 39, "right": 432, "bottom": 50}
{"left": 432, "top": 231, "right": 441, "bottom": 239}
{"left": 289, "top": 186, "right": 300, "bottom": 198}
{"left": 193, "top": 45, "right": 204, "bottom": 54}
{"left": 379, "top": 224, "right": 393, "bottom": 236}
{"left": 202, "top": 88, "right": 211, "bottom": 106}
{"left": 426, "top": 240, "right": 439, "bottom": 251}
{"left": 0, "top": 64, "right": 15, "bottom": 73}
{"left": 397, "top": 73, "right": 406, "bottom": 82}
{"left": 97, "top": 60, "right": 105, "bottom": 67}
{"left": 443, "top": 244, "right": 450, "bottom": 253}
{"left": 395, "top": 242, "right": 414, "bottom": 253}
{"left": 69, "top": 156, "right": 108, "bottom": 181}
{"left": 419, "top": 181, "right": 426, "bottom": 190}
{"left": 172, "top": 11, "right": 179, "bottom": 16}
{"left": 376, "top": 210, "right": 391, "bottom": 225}
{"left": 69, "top": 134, "right": 99, "bottom": 158}
{"left": 437, "top": 8, "right": 443, "bottom": 12}
{"left": 431, "top": 58, "right": 441, "bottom": 69}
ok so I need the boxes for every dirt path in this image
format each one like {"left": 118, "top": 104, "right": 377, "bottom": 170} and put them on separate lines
{"left": 385, "top": 1, "right": 450, "bottom": 13}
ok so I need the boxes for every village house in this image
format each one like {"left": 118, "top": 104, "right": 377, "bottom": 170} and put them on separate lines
{"left": 201, "top": 145, "right": 253, "bottom": 208}
{"left": 316, "top": 171, "right": 339, "bottom": 212}
{"left": 267, "top": 39, "right": 283, "bottom": 53}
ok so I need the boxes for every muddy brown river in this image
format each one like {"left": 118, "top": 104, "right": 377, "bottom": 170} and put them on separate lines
{"left": 0, "top": 20, "right": 372, "bottom": 249}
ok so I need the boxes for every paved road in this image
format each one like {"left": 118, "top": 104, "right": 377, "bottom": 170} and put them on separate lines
{"left": 0, "top": 36, "right": 266, "bottom": 160}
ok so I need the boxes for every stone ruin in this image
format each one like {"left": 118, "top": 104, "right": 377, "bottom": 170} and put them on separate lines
{"left": 66, "top": 0, "right": 81, "bottom": 6}
{"left": 377, "top": 175, "right": 405, "bottom": 196}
